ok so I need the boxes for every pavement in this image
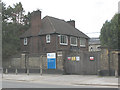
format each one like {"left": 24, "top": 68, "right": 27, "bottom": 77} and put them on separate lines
{"left": 2, "top": 74, "right": 119, "bottom": 88}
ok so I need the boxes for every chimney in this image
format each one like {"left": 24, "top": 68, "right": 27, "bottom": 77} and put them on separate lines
{"left": 67, "top": 20, "right": 75, "bottom": 28}
{"left": 31, "top": 10, "right": 41, "bottom": 28}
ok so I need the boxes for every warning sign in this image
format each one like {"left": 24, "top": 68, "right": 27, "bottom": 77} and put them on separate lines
{"left": 67, "top": 57, "right": 71, "bottom": 60}
{"left": 90, "top": 57, "right": 94, "bottom": 61}
{"left": 72, "top": 57, "right": 76, "bottom": 61}
{"left": 76, "top": 56, "right": 80, "bottom": 61}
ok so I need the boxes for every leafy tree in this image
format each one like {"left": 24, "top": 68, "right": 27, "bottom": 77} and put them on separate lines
{"left": 2, "top": 2, "right": 30, "bottom": 60}
{"left": 24, "top": 12, "right": 31, "bottom": 26}
{"left": 2, "top": 2, "right": 7, "bottom": 22}
{"left": 5, "top": 2, "right": 25, "bottom": 24}
{"left": 100, "top": 14, "right": 120, "bottom": 49}
{"left": 2, "top": 23, "right": 23, "bottom": 58}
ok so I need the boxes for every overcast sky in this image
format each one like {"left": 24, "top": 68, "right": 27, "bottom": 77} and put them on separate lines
{"left": 3, "top": 0, "right": 119, "bottom": 38}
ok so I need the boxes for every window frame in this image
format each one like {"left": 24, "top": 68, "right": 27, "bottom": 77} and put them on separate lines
{"left": 46, "top": 35, "right": 51, "bottom": 43}
{"left": 24, "top": 38, "right": 28, "bottom": 45}
{"left": 80, "top": 38, "right": 86, "bottom": 47}
{"left": 70, "top": 36, "right": 77, "bottom": 46}
{"left": 59, "top": 35, "right": 68, "bottom": 45}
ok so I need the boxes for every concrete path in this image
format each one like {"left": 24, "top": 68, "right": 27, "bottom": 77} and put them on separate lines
{"left": 2, "top": 74, "right": 119, "bottom": 88}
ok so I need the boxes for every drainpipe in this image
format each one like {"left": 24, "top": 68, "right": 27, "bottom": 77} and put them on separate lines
{"left": 56, "top": 34, "right": 58, "bottom": 70}
{"left": 56, "top": 34, "right": 58, "bottom": 52}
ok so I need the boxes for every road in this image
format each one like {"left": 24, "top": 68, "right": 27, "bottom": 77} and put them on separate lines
{"left": 2, "top": 80, "right": 116, "bottom": 88}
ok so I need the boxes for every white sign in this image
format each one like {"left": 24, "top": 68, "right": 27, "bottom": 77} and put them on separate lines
{"left": 57, "top": 54, "right": 62, "bottom": 56}
{"left": 90, "top": 57, "right": 94, "bottom": 61}
{"left": 47, "top": 53, "right": 56, "bottom": 59}
{"left": 67, "top": 57, "right": 71, "bottom": 60}
{"left": 76, "top": 56, "right": 80, "bottom": 61}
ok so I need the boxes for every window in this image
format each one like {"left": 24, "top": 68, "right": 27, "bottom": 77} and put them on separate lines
{"left": 60, "top": 35, "right": 68, "bottom": 45}
{"left": 70, "top": 37, "right": 77, "bottom": 46}
{"left": 46, "top": 35, "right": 50, "bottom": 43}
{"left": 24, "top": 38, "right": 27, "bottom": 45}
{"left": 90, "top": 47, "right": 93, "bottom": 51}
{"left": 80, "top": 38, "right": 86, "bottom": 47}
{"left": 97, "top": 46, "right": 101, "bottom": 51}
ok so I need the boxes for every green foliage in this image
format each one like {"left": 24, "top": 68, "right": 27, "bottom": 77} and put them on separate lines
{"left": 3, "top": 23, "right": 22, "bottom": 58}
{"left": 2, "top": 2, "right": 31, "bottom": 59}
{"left": 100, "top": 14, "right": 120, "bottom": 49}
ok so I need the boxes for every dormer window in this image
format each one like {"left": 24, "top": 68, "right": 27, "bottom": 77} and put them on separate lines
{"left": 24, "top": 38, "right": 27, "bottom": 45}
{"left": 46, "top": 35, "right": 50, "bottom": 43}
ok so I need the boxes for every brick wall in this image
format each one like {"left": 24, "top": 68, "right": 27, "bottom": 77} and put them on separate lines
{"left": 21, "top": 33, "right": 89, "bottom": 54}
{"left": 38, "top": 34, "right": 89, "bottom": 53}
{"left": 100, "top": 49, "right": 109, "bottom": 70}
{"left": 100, "top": 49, "right": 119, "bottom": 70}
{"left": 100, "top": 49, "right": 119, "bottom": 76}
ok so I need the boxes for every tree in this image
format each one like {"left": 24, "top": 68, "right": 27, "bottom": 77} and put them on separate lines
{"left": 100, "top": 13, "right": 120, "bottom": 49}
{"left": 24, "top": 12, "right": 31, "bottom": 26}
{"left": 2, "top": 2, "right": 7, "bottom": 22}
{"left": 13, "top": 2, "right": 24, "bottom": 24}
{"left": 2, "top": 2, "right": 30, "bottom": 60}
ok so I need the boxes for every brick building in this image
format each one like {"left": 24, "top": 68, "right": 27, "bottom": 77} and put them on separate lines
{"left": 20, "top": 10, "right": 89, "bottom": 54}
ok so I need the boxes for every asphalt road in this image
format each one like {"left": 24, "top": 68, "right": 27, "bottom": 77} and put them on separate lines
{"left": 2, "top": 80, "right": 111, "bottom": 88}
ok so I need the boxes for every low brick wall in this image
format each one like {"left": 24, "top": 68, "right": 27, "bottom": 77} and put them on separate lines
{"left": 3, "top": 49, "right": 119, "bottom": 76}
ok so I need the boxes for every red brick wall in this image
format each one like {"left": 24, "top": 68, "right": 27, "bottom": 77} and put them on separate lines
{"left": 39, "top": 34, "right": 57, "bottom": 53}
{"left": 29, "top": 36, "right": 39, "bottom": 54}
{"left": 21, "top": 36, "right": 39, "bottom": 54}
{"left": 31, "top": 10, "right": 41, "bottom": 28}
{"left": 39, "top": 34, "right": 89, "bottom": 53}
{"left": 21, "top": 34, "right": 89, "bottom": 54}
{"left": 21, "top": 38, "right": 30, "bottom": 53}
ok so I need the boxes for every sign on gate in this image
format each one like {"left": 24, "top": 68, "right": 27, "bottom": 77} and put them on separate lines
{"left": 47, "top": 53, "right": 56, "bottom": 69}
{"left": 76, "top": 56, "right": 80, "bottom": 61}
{"left": 67, "top": 57, "right": 71, "bottom": 60}
{"left": 90, "top": 56, "right": 94, "bottom": 61}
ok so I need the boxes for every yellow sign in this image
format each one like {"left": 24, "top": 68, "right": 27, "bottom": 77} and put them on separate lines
{"left": 71, "top": 57, "right": 73, "bottom": 61}
{"left": 72, "top": 57, "right": 76, "bottom": 61}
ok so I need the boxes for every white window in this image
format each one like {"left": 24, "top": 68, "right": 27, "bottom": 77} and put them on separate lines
{"left": 60, "top": 35, "right": 68, "bottom": 45}
{"left": 80, "top": 38, "right": 86, "bottom": 47}
{"left": 46, "top": 35, "right": 50, "bottom": 43}
{"left": 24, "top": 38, "right": 27, "bottom": 45}
{"left": 70, "top": 37, "right": 77, "bottom": 46}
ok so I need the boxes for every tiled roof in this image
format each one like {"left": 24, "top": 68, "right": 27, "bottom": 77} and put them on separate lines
{"left": 39, "top": 16, "right": 89, "bottom": 38}
{"left": 20, "top": 16, "right": 89, "bottom": 39}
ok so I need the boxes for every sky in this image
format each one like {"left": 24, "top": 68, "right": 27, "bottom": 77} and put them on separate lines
{"left": 2, "top": 0, "right": 119, "bottom": 38}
